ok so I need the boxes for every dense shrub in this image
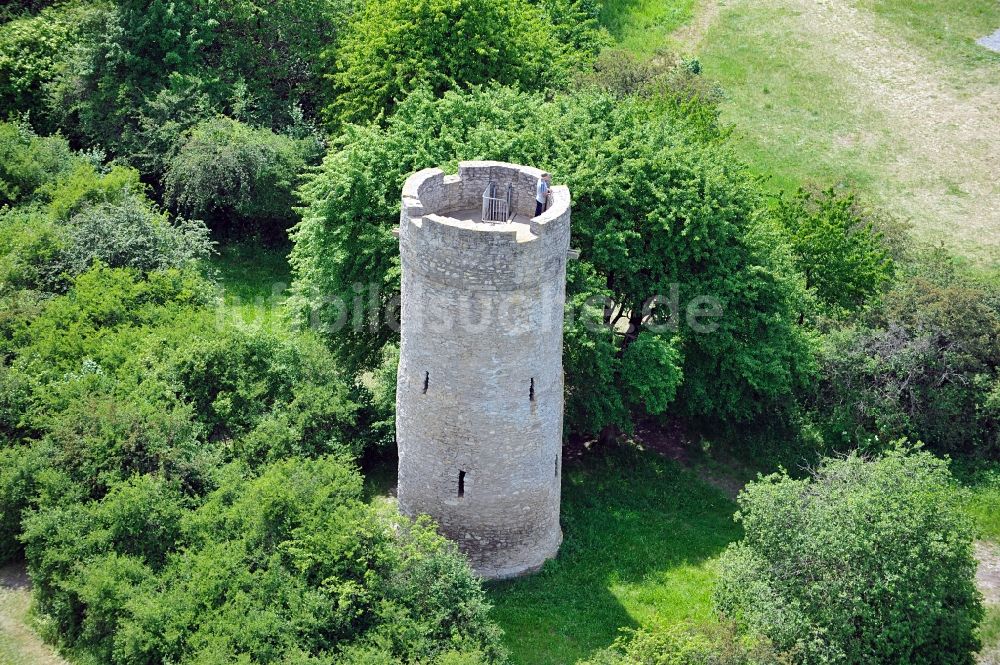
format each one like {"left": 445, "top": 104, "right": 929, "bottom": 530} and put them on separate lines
{"left": 291, "top": 87, "right": 816, "bottom": 436}
{"left": 579, "top": 50, "right": 725, "bottom": 139}
{"left": 0, "top": 120, "right": 75, "bottom": 206}
{"left": 165, "top": 116, "right": 318, "bottom": 237}
{"left": 65, "top": 196, "right": 210, "bottom": 275}
{"left": 22, "top": 456, "right": 506, "bottom": 664}
{"left": 48, "top": 0, "right": 348, "bottom": 165}
{"left": 21, "top": 473, "right": 187, "bottom": 652}
{"left": 0, "top": 259, "right": 363, "bottom": 550}
{"left": 0, "top": 3, "right": 96, "bottom": 130}
{"left": 0, "top": 124, "right": 211, "bottom": 292}
{"left": 581, "top": 622, "right": 790, "bottom": 665}
{"left": 166, "top": 325, "right": 359, "bottom": 462}
{"left": 327, "top": 0, "right": 563, "bottom": 125}
{"left": 814, "top": 248, "right": 1000, "bottom": 457}
{"left": 715, "top": 447, "right": 983, "bottom": 663}
{"left": 773, "top": 188, "right": 897, "bottom": 316}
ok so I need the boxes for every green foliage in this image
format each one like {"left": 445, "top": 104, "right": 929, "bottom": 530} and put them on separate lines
{"left": 165, "top": 115, "right": 317, "bottom": 237}
{"left": 562, "top": 263, "right": 629, "bottom": 436}
{"left": 0, "top": 123, "right": 211, "bottom": 293}
{"left": 715, "top": 447, "right": 984, "bottom": 663}
{"left": 327, "top": 0, "right": 562, "bottom": 126}
{"left": 0, "top": 121, "right": 75, "bottom": 207}
{"left": 0, "top": 443, "right": 51, "bottom": 561}
{"left": 530, "top": 0, "right": 609, "bottom": 64}
{"left": 0, "top": 3, "right": 95, "bottom": 130}
{"left": 774, "top": 188, "right": 896, "bottom": 315}
{"left": 292, "top": 87, "right": 816, "bottom": 436}
{"left": 49, "top": 0, "right": 348, "bottom": 167}
{"left": 580, "top": 622, "right": 790, "bottom": 665}
{"left": 21, "top": 457, "right": 506, "bottom": 664}
{"left": 620, "top": 334, "right": 682, "bottom": 416}
{"left": 579, "top": 50, "right": 725, "bottom": 139}
{"left": 167, "top": 325, "right": 359, "bottom": 463}
{"left": 21, "top": 473, "right": 186, "bottom": 652}
{"left": 814, "top": 248, "right": 1000, "bottom": 456}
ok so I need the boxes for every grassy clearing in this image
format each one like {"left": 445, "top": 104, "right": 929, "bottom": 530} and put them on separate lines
{"left": 209, "top": 239, "right": 292, "bottom": 329}
{"left": 0, "top": 565, "right": 66, "bottom": 665}
{"left": 954, "top": 462, "right": 1000, "bottom": 542}
{"left": 982, "top": 606, "right": 1000, "bottom": 661}
{"left": 697, "top": 2, "right": 892, "bottom": 194}
{"left": 856, "top": 0, "right": 1000, "bottom": 72}
{"left": 486, "top": 446, "right": 739, "bottom": 665}
{"left": 598, "top": 0, "right": 698, "bottom": 57}
{"left": 688, "top": 0, "right": 1000, "bottom": 265}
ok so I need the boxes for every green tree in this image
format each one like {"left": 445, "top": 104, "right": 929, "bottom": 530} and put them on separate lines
{"left": 814, "top": 247, "right": 1000, "bottom": 456}
{"left": 774, "top": 188, "right": 896, "bottom": 316}
{"left": 164, "top": 115, "right": 318, "bottom": 237}
{"left": 21, "top": 456, "right": 507, "bottom": 664}
{"left": 0, "top": 120, "right": 75, "bottom": 207}
{"left": 50, "top": 0, "right": 348, "bottom": 167}
{"left": 291, "top": 87, "right": 817, "bottom": 437}
{"left": 327, "top": 0, "right": 561, "bottom": 125}
{"left": 0, "top": 3, "right": 97, "bottom": 130}
{"left": 715, "top": 446, "right": 983, "bottom": 663}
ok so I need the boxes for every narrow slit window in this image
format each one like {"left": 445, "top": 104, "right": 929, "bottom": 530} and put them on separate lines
{"left": 458, "top": 470, "right": 466, "bottom": 498}
{"left": 554, "top": 455, "right": 559, "bottom": 477}
{"left": 529, "top": 377, "right": 535, "bottom": 402}
{"left": 422, "top": 371, "right": 429, "bottom": 394}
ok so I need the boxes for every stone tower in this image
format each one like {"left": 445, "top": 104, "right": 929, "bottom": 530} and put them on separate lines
{"left": 395, "top": 161, "right": 571, "bottom": 579}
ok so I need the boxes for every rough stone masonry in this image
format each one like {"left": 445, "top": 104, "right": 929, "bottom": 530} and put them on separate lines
{"left": 395, "top": 161, "right": 571, "bottom": 579}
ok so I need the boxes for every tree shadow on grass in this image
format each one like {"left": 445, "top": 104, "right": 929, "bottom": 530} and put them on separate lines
{"left": 486, "top": 444, "right": 741, "bottom": 665}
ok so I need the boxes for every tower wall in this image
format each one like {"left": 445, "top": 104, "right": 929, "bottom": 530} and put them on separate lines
{"left": 396, "top": 161, "right": 570, "bottom": 579}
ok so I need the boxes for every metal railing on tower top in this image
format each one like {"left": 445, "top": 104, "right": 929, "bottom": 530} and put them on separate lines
{"left": 481, "top": 181, "right": 514, "bottom": 223}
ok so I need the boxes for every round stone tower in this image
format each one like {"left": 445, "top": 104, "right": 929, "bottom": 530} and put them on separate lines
{"left": 395, "top": 161, "right": 571, "bottom": 579}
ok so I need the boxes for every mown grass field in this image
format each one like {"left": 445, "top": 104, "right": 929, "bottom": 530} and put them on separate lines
{"left": 692, "top": 0, "right": 1000, "bottom": 265}
{"left": 597, "top": 0, "right": 698, "bottom": 57}
{"left": 486, "top": 447, "right": 739, "bottom": 664}
{"left": 210, "top": 239, "right": 293, "bottom": 328}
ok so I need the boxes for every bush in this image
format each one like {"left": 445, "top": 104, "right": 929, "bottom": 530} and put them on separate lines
{"left": 0, "top": 120, "right": 75, "bottom": 206}
{"left": 773, "top": 188, "right": 897, "bottom": 316}
{"left": 49, "top": 0, "right": 345, "bottom": 169}
{"left": 0, "top": 155, "right": 213, "bottom": 292}
{"left": 63, "top": 194, "right": 211, "bottom": 276}
{"left": 579, "top": 50, "right": 724, "bottom": 140}
{"left": 715, "top": 447, "right": 984, "bottom": 664}
{"left": 580, "top": 622, "right": 790, "bottom": 665}
{"left": 814, "top": 247, "right": 1000, "bottom": 457}
{"left": 23, "top": 457, "right": 507, "bottom": 664}
{"left": 165, "top": 116, "right": 317, "bottom": 237}
{"left": 327, "top": 0, "right": 562, "bottom": 125}
{"left": 291, "top": 87, "right": 816, "bottom": 437}
{"left": 21, "top": 473, "right": 186, "bottom": 651}
{"left": 166, "top": 325, "right": 359, "bottom": 463}
{"left": 0, "top": 4, "right": 95, "bottom": 130}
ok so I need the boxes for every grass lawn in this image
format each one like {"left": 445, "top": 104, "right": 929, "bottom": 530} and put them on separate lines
{"left": 0, "top": 564, "right": 66, "bottom": 665}
{"left": 684, "top": 0, "right": 1000, "bottom": 265}
{"left": 983, "top": 606, "right": 1000, "bottom": 661}
{"left": 856, "top": 0, "right": 1000, "bottom": 72}
{"left": 955, "top": 461, "right": 1000, "bottom": 542}
{"left": 598, "top": 0, "right": 699, "bottom": 57}
{"left": 486, "top": 446, "right": 739, "bottom": 664}
{"left": 209, "top": 239, "right": 292, "bottom": 329}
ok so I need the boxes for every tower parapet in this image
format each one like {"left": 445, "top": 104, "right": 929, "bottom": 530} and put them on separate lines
{"left": 395, "top": 161, "right": 570, "bottom": 579}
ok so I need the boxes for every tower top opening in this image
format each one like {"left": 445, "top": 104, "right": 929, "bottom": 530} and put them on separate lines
{"left": 400, "top": 161, "right": 570, "bottom": 240}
